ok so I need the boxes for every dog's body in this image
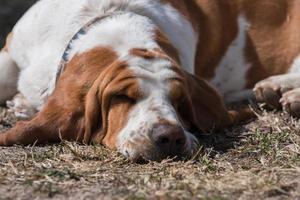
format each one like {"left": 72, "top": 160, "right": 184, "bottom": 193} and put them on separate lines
{"left": 1, "top": 0, "right": 300, "bottom": 161}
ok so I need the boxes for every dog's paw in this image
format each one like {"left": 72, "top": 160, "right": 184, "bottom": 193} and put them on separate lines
{"left": 6, "top": 94, "right": 37, "bottom": 119}
{"left": 254, "top": 80, "right": 282, "bottom": 108}
{"left": 280, "top": 88, "right": 300, "bottom": 118}
{"left": 254, "top": 77, "right": 294, "bottom": 108}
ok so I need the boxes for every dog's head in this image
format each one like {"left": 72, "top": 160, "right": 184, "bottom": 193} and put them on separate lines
{"left": 0, "top": 46, "right": 237, "bottom": 162}
{"left": 78, "top": 47, "right": 233, "bottom": 162}
{"left": 0, "top": 46, "right": 236, "bottom": 162}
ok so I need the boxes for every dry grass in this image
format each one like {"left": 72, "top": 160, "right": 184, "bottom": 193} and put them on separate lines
{"left": 0, "top": 105, "right": 300, "bottom": 200}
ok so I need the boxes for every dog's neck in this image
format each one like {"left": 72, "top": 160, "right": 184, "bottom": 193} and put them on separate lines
{"left": 67, "top": 13, "right": 158, "bottom": 60}
{"left": 65, "top": 11, "right": 180, "bottom": 73}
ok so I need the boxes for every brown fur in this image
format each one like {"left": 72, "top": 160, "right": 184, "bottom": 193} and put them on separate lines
{"left": 176, "top": 72, "right": 254, "bottom": 134}
{"left": 243, "top": 0, "right": 300, "bottom": 87}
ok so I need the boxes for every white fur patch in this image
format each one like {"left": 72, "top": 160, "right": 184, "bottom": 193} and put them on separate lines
{"left": 211, "top": 15, "right": 251, "bottom": 103}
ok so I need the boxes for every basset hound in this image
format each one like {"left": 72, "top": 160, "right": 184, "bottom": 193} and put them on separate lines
{"left": 0, "top": 0, "right": 300, "bottom": 161}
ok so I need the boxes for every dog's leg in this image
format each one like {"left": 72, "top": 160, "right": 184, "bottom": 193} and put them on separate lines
{"left": 0, "top": 116, "right": 59, "bottom": 146}
{"left": 0, "top": 88, "right": 86, "bottom": 146}
{"left": 0, "top": 95, "right": 62, "bottom": 145}
{"left": 0, "top": 103, "right": 79, "bottom": 146}
{"left": 0, "top": 50, "right": 19, "bottom": 105}
{"left": 253, "top": 73, "right": 300, "bottom": 108}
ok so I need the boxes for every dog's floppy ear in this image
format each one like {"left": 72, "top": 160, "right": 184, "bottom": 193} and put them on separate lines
{"left": 82, "top": 61, "right": 123, "bottom": 144}
{"left": 180, "top": 72, "right": 232, "bottom": 132}
{"left": 83, "top": 75, "right": 106, "bottom": 144}
{"left": 180, "top": 72, "right": 254, "bottom": 133}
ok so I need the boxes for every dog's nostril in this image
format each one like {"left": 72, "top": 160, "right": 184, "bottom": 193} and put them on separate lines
{"left": 151, "top": 124, "right": 186, "bottom": 153}
{"left": 159, "top": 137, "right": 170, "bottom": 145}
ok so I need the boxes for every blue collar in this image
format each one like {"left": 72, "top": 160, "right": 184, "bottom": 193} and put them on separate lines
{"left": 55, "top": 11, "right": 127, "bottom": 85}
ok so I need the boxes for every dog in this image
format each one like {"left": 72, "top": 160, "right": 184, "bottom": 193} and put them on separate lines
{"left": 0, "top": 0, "right": 299, "bottom": 161}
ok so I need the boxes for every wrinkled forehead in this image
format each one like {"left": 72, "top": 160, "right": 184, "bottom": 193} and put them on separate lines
{"left": 125, "top": 49, "right": 182, "bottom": 98}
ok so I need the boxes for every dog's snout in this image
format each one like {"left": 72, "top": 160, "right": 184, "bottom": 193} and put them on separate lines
{"left": 151, "top": 124, "right": 186, "bottom": 154}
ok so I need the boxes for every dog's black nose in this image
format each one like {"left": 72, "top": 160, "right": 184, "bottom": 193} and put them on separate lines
{"left": 151, "top": 124, "right": 186, "bottom": 156}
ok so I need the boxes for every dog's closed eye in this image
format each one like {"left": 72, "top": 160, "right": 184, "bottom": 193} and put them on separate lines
{"left": 111, "top": 94, "right": 137, "bottom": 105}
